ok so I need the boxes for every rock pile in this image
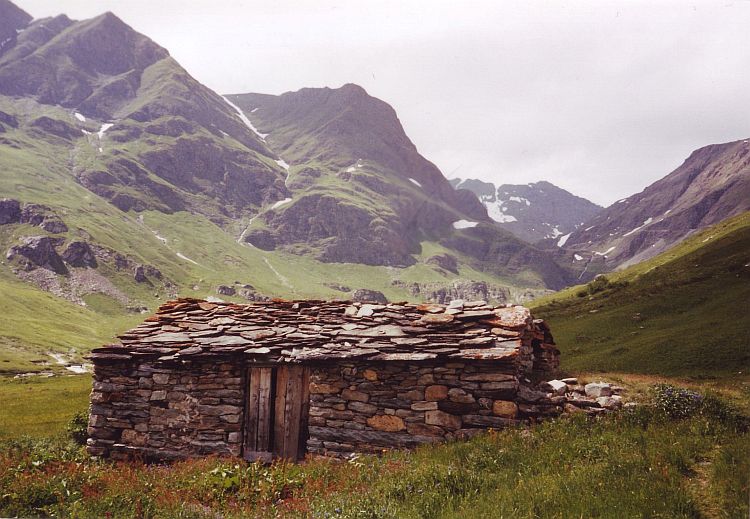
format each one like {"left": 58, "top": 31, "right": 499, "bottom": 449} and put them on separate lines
{"left": 534, "top": 378, "right": 628, "bottom": 416}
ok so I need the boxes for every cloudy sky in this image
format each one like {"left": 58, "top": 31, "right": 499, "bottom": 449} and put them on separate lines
{"left": 16, "top": 0, "right": 750, "bottom": 205}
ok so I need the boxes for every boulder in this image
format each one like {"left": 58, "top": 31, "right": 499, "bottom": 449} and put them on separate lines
{"left": 61, "top": 241, "right": 97, "bottom": 268}
{"left": 39, "top": 218, "right": 68, "bottom": 234}
{"left": 6, "top": 236, "right": 67, "bottom": 274}
{"left": 0, "top": 198, "right": 21, "bottom": 224}
{"left": 541, "top": 379, "right": 568, "bottom": 396}
{"left": 217, "top": 285, "right": 236, "bottom": 296}
{"left": 351, "top": 289, "right": 388, "bottom": 304}
{"left": 584, "top": 382, "right": 613, "bottom": 398}
{"left": 133, "top": 265, "right": 148, "bottom": 283}
{"left": 596, "top": 395, "right": 623, "bottom": 409}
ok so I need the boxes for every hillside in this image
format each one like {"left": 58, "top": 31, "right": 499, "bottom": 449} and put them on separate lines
{"left": 557, "top": 140, "right": 750, "bottom": 280}
{"left": 450, "top": 178, "right": 602, "bottom": 243}
{"left": 532, "top": 211, "right": 750, "bottom": 378}
{"left": 0, "top": 2, "right": 574, "bottom": 375}
{"left": 225, "top": 87, "right": 572, "bottom": 288}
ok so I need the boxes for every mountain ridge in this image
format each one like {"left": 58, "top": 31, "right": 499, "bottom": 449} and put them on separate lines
{"left": 558, "top": 138, "right": 750, "bottom": 277}
{"left": 450, "top": 178, "right": 602, "bottom": 243}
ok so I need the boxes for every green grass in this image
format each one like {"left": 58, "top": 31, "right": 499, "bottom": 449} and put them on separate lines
{"left": 0, "top": 375, "right": 90, "bottom": 438}
{"left": 532, "top": 212, "right": 750, "bottom": 379}
{"left": 0, "top": 382, "right": 746, "bottom": 518}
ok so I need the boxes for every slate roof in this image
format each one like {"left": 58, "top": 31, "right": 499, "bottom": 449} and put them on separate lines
{"left": 90, "top": 298, "right": 545, "bottom": 365}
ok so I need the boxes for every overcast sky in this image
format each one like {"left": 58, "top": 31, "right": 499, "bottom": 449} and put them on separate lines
{"left": 15, "top": 0, "right": 750, "bottom": 206}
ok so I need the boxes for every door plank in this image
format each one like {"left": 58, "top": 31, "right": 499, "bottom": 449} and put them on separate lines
{"left": 282, "top": 366, "right": 304, "bottom": 460}
{"left": 273, "top": 366, "right": 289, "bottom": 456}
{"left": 256, "top": 367, "right": 273, "bottom": 452}
{"left": 298, "top": 367, "right": 311, "bottom": 459}
{"left": 245, "top": 368, "right": 261, "bottom": 452}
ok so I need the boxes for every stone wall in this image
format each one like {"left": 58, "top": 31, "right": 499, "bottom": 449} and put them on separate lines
{"left": 87, "top": 361, "right": 244, "bottom": 460}
{"left": 307, "top": 361, "right": 535, "bottom": 458}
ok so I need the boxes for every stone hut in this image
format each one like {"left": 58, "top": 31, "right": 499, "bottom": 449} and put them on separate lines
{"left": 87, "top": 298, "right": 559, "bottom": 461}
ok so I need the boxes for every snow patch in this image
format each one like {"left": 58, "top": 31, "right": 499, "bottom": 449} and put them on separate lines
{"left": 584, "top": 226, "right": 594, "bottom": 231}
{"left": 409, "top": 178, "right": 422, "bottom": 188}
{"left": 176, "top": 253, "right": 199, "bottom": 265}
{"left": 623, "top": 217, "right": 654, "bottom": 237}
{"left": 557, "top": 233, "right": 572, "bottom": 247}
{"left": 250, "top": 108, "right": 259, "bottom": 113}
{"left": 81, "top": 129, "right": 91, "bottom": 135}
{"left": 594, "top": 246, "right": 616, "bottom": 256}
{"left": 574, "top": 254, "right": 584, "bottom": 261}
{"left": 614, "top": 198, "right": 627, "bottom": 204}
{"left": 548, "top": 227, "right": 563, "bottom": 239}
{"left": 271, "top": 197, "right": 292, "bottom": 210}
{"left": 263, "top": 258, "right": 293, "bottom": 289}
{"left": 74, "top": 112, "right": 86, "bottom": 122}
{"left": 97, "top": 123, "right": 113, "bottom": 139}
{"left": 664, "top": 209, "right": 671, "bottom": 215}
{"left": 275, "top": 159, "right": 290, "bottom": 170}
{"left": 453, "top": 219, "right": 478, "bottom": 229}
{"left": 508, "top": 196, "right": 530, "bottom": 206}
{"left": 222, "top": 96, "right": 268, "bottom": 140}
{"left": 486, "top": 203, "right": 517, "bottom": 223}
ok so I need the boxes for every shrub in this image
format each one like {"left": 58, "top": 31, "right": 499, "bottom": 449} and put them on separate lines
{"left": 652, "top": 384, "right": 704, "bottom": 419}
{"left": 66, "top": 411, "right": 89, "bottom": 446}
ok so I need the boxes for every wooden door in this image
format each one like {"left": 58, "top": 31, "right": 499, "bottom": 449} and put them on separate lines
{"left": 244, "top": 366, "right": 310, "bottom": 462}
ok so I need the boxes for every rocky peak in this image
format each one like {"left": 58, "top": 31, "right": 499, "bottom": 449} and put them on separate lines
{"left": 452, "top": 178, "right": 601, "bottom": 244}
{"left": 65, "top": 11, "right": 169, "bottom": 77}
{"left": 0, "top": 0, "right": 31, "bottom": 53}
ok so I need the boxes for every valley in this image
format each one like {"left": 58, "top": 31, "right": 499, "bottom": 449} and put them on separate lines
{"left": 0, "top": 0, "right": 748, "bottom": 516}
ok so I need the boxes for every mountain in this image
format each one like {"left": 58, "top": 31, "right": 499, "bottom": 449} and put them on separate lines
{"left": 557, "top": 140, "right": 750, "bottom": 278}
{"left": 225, "top": 86, "right": 572, "bottom": 287}
{"left": 450, "top": 179, "right": 602, "bottom": 243}
{"left": 0, "top": 0, "right": 31, "bottom": 51}
{"left": 532, "top": 211, "right": 750, "bottom": 377}
{"left": 0, "top": 2, "right": 576, "bottom": 374}
{"left": 0, "top": 7, "right": 288, "bottom": 217}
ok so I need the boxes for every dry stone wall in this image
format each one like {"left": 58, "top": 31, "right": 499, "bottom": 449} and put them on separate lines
{"left": 307, "top": 361, "right": 534, "bottom": 457}
{"left": 87, "top": 361, "right": 244, "bottom": 460}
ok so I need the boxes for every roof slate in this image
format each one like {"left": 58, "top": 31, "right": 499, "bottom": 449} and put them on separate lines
{"left": 90, "top": 298, "right": 544, "bottom": 365}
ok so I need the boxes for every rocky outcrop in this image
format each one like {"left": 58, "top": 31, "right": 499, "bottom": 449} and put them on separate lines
{"left": 7, "top": 236, "right": 67, "bottom": 274}
{"left": 392, "top": 280, "right": 511, "bottom": 305}
{"left": 132, "top": 264, "right": 162, "bottom": 284}
{"left": 0, "top": 198, "right": 21, "bottom": 224}
{"left": 351, "top": 289, "right": 388, "bottom": 304}
{"left": 217, "top": 285, "right": 236, "bottom": 296}
{"left": 425, "top": 253, "right": 458, "bottom": 274}
{"left": 560, "top": 139, "right": 750, "bottom": 276}
{"left": 19, "top": 204, "right": 68, "bottom": 233}
{"left": 61, "top": 241, "right": 97, "bottom": 268}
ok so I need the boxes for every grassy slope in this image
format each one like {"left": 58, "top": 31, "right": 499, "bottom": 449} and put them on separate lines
{"left": 0, "top": 97, "right": 552, "bottom": 373}
{"left": 532, "top": 212, "right": 750, "bottom": 378}
{"left": 0, "top": 378, "right": 747, "bottom": 518}
{"left": 0, "top": 376, "right": 90, "bottom": 438}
